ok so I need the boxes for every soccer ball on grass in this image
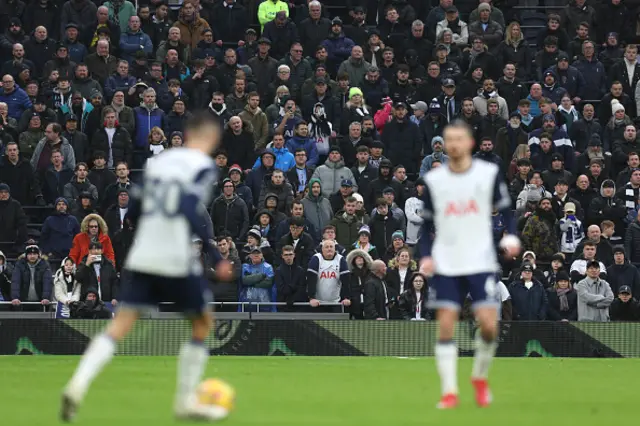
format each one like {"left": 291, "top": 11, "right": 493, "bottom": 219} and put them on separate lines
{"left": 196, "top": 378, "right": 236, "bottom": 412}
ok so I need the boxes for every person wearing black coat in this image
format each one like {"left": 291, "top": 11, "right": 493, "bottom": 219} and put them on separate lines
{"left": 75, "top": 244, "right": 119, "bottom": 303}
{"left": 398, "top": 272, "right": 430, "bottom": 320}
{"left": 587, "top": 179, "right": 626, "bottom": 235}
{"left": 346, "top": 247, "right": 374, "bottom": 319}
{"left": 103, "top": 190, "right": 128, "bottom": 239}
{"left": 508, "top": 263, "right": 548, "bottom": 320}
{"left": 275, "top": 217, "right": 315, "bottom": 269}
{"left": 10, "top": 246, "right": 53, "bottom": 303}
{"left": 350, "top": 149, "right": 377, "bottom": 204}
{"left": 274, "top": 246, "right": 307, "bottom": 311}
{"left": 209, "top": 183, "right": 250, "bottom": 243}
{"left": 368, "top": 202, "right": 402, "bottom": 255}
{"left": 363, "top": 259, "right": 395, "bottom": 319}
{"left": 365, "top": 158, "right": 402, "bottom": 212}
{"left": 70, "top": 288, "right": 112, "bottom": 319}
{"left": 0, "top": 153, "right": 43, "bottom": 206}
{"left": 0, "top": 183, "right": 28, "bottom": 256}
{"left": 546, "top": 271, "right": 578, "bottom": 321}
{"left": 181, "top": 67, "right": 220, "bottom": 111}
{"left": 211, "top": 0, "right": 248, "bottom": 44}
{"left": 221, "top": 117, "right": 255, "bottom": 170}
{"left": 112, "top": 215, "right": 133, "bottom": 274}
{"left": 607, "top": 246, "right": 640, "bottom": 298}
{"left": 87, "top": 155, "right": 116, "bottom": 199}
{"left": 90, "top": 125, "right": 133, "bottom": 168}
{"left": 609, "top": 286, "right": 640, "bottom": 321}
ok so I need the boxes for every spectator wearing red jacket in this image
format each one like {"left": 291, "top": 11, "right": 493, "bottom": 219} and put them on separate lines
{"left": 68, "top": 213, "right": 115, "bottom": 266}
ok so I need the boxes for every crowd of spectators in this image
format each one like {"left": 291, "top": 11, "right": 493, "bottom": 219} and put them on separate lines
{"left": 0, "top": 0, "right": 639, "bottom": 321}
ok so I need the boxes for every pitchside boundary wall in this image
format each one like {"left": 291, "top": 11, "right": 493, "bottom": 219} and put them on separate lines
{"left": 1, "top": 320, "right": 639, "bottom": 357}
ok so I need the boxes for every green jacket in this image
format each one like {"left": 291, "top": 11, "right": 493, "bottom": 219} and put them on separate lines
{"left": 521, "top": 213, "right": 559, "bottom": 262}
{"left": 18, "top": 129, "right": 45, "bottom": 160}
{"left": 330, "top": 211, "right": 361, "bottom": 251}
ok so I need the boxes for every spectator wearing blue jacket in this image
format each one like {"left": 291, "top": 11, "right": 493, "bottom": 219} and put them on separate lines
{"left": 547, "top": 53, "right": 586, "bottom": 101}
{"left": 133, "top": 88, "right": 166, "bottom": 169}
{"left": 285, "top": 121, "right": 318, "bottom": 167}
{"left": 40, "top": 198, "right": 80, "bottom": 259}
{"left": 239, "top": 247, "right": 276, "bottom": 312}
{"left": 528, "top": 114, "right": 575, "bottom": 171}
{"left": 572, "top": 42, "right": 607, "bottom": 102}
{"left": 105, "top": 60, "right": 137, "bottom": 100}
{"left": 0, "top": 76, "right": 32, "bottom": 120}
{"left": 118, "top": 16, "right": 153, "bottom": 64}
{"left": 252, "top": 134, "right": 295, "bottom": 171}
{"left": 321, "top": 18, "right": 355, "bottom": 75}
{"left": 508, "top": 262, "right": 549, "bottom": 320}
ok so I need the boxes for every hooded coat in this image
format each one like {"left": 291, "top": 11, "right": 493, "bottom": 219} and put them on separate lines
{"left": 68, "top": 213, "right": 115, "bottom": 266}
{"left": 52, "top": 257, "right": 81, "bottom": 304}
{"left": 258, "top": 177, "right": 294, "bottom": 215}
{"left": 301, "top": 178, "right": 333, "bottom": 234}
{"left": 311, "top": 156, "right": 357, "bottom": 198}
{"left": 346, "top": 248, "right": 374, "bottom": 319}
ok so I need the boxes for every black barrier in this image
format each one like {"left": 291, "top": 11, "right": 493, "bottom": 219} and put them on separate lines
{"left": 2, "top": 320, "right": 639, "bottom": 357}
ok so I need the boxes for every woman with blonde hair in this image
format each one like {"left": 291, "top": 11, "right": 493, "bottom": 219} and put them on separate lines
{"left": 340, "top": 87, "right": 370, "bottom": 134}
{"left": 507, "top": 143, "right": 531, "bottom": 181}
{"left": 148, "top": 126, "right": 167, "bottom": 156}
{"left": 495, "top": 21, "right": 532, "bottom": 79}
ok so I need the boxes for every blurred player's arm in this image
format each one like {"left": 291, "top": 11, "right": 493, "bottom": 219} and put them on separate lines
{"left": 493, "top": 173, "right": 521, "bottom": 257}
{"left": 339, "top": 256, "right": 351, "bottom": 305}
{"left": 418, "top": 183, "right": 434, "bottom": 259}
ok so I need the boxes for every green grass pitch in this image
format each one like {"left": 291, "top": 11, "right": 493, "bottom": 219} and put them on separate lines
{"left": 1, "top": 357, "right": 636, "bottom": 425}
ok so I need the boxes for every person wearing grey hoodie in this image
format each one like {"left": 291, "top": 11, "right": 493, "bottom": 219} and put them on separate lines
{"left": 311, "top": 146, "right": 357, "bottom": 197}
{"left": 302, "top": 178, "right": 333, "bottom": 234}
{"left": 575, "top": 260, "right": 614, "bottom": 321}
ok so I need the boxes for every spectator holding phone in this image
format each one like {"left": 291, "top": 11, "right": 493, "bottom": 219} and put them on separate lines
{"left": 75, "top": 241, "right": 119, "bottom": 307}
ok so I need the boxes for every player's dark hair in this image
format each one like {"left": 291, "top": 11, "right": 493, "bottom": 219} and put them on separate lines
{"left": 282, "top": 245, "right": 295, "bottom": 252}
{"left": 185, "top": 112, "right": 221, "bottom": 135}
{"left": 445, "top": 119, "right": 473, "bottom": 138}
{"left": 75, "top": 162, "right": 88, "bottom": 171}
{"left": 629, "top": 152, "right": 639, "bottom": 158}
{"left": 356, "top": 145, "right": 369, "bottom": 153}
{"left": 115, "top": 161, "right": 129, "bottom": 169}
{"left": 291, "top": 199, "right": 303, "bottom": 210}
{"left": 583, "top": 240, "right": 597, "bottom": 248}
{"left": 376, "top": 197, "right": 387, "bottom": 207}
{"left": 518, "top": 99, "right": 531, "bottom": 107}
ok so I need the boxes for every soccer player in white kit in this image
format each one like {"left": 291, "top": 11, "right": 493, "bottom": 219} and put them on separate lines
{"left": 419, "top": 120, "right": 521, "bottom": 409}
{"left": 60, "top": 114, "right": 234, "bottom": 422}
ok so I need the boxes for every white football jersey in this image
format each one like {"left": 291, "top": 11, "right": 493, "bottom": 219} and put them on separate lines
{"left": 125, "top": 148, "right": 216, "bottom": 277}
{"left": 423, "top": 160, "right": 510, "bottom": 276}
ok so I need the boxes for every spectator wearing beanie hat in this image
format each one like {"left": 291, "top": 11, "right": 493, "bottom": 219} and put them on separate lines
{"left": 40, "top": 197, "right": 81, "bottom": 259}
{"left": 10, "top": 244, "right": 53, "bottom": 305}
{"left": 223, "top": 164, "right": 254, "bottom": 213}
{"left": 607, "top": 246, "right": 640, "bottom": 298}
{"left": 546, "top": 270, "right": 578, "bottom": 321}
{"left": 352, "top": 224, "right": 379, "bottom": 259}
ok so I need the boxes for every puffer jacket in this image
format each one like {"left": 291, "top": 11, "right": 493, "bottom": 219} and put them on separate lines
{"left": 90, "top": 126, "right": 133, "bottom": 166}
{"left": 52, "top": 258, "right": 81, "bottom": 304}
{"left": 575, "top": 277, "right": 614, "bottom": 321}
{"left": 329, "top": 210, "right": 361, "bottom": 250}
{"left": 11, "top": 254, "right": 53, "bottom": 301}
{"left": 68, "top": 213, "right": 115, "bottom": 266}
{"left": 258, "top": 180, "right": 294, "bottom": 214}
{"left": 310, "top": 157, "right": 358, "bottom": 197}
